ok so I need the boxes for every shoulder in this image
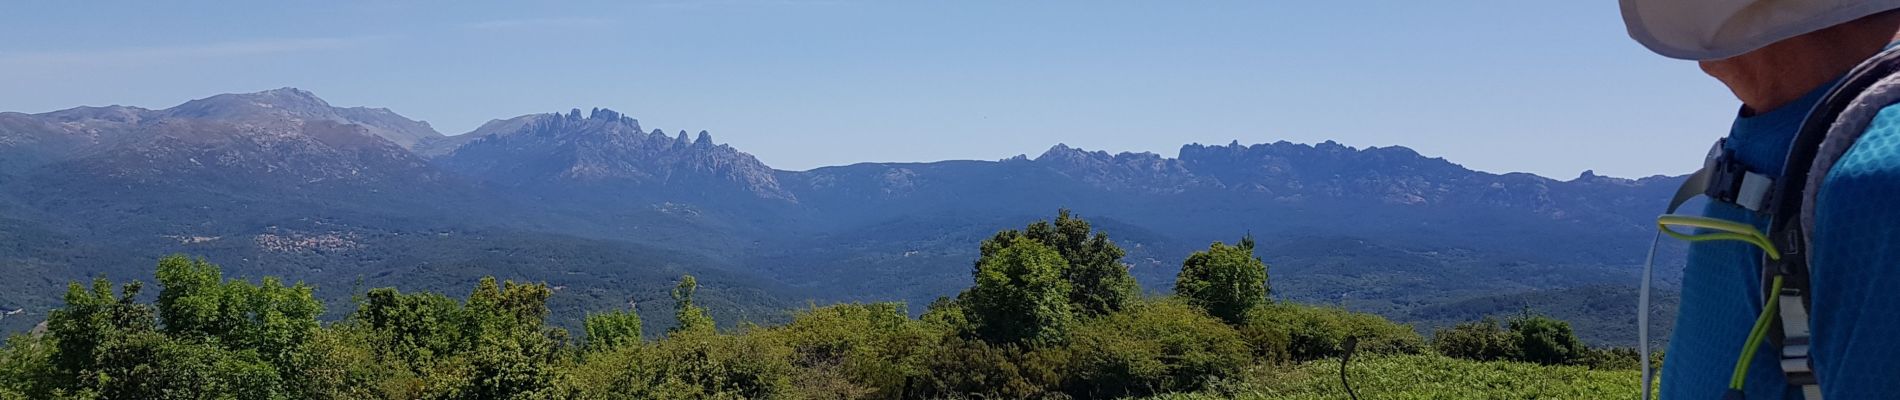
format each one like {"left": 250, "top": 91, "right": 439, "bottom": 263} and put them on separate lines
{"left": 1823, "top": 103, "right": 1900, "bottom": 189}
{"left": 1812, "top": 103, "right": 1900, "bottom": 240}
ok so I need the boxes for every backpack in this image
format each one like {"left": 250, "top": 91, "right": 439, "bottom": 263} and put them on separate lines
{"left": 1642, "top": 46, "right": 1900, "bottom": 400}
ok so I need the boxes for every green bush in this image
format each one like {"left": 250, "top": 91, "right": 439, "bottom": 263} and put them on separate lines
{"left": 1508, "top": 314, "right": 1586, "bottom": 366}
{"left": 568, "top": 330, "right": 796, "bottom": 399}
{"left": 1064, "top": 300, "right": 1249, "bottom": 398}
{"left": 1432, "top": 317, "right": 1516, "bottom": 361}
{"left": 766, "top": 302, "right": 937, "bottom": 399}
{"left": 1243, "top": 304, "right": 1424, "bottom": 361}
{"left": 1578, "top": 347, "right": 1642, "bottom": 370}
{"left": 910, "top": 337, "right": 1071, "bottom": 400}
{"left": 1235, "top": 316, "right": 1293, "bottom": 364}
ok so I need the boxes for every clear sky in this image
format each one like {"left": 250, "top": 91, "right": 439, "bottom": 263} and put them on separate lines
{"left": 0, "top": 1, "right": 1740, "bottom": 178}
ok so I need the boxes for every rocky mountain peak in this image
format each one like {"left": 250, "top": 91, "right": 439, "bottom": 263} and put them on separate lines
{"left": 161, "top": 88, "right": 443, "bottom": 149}
{"left": 439, "top": 109, "right": 792, "bottom": 202}
{"left": 169, "top": 87, "right": 334, "bottom": 119}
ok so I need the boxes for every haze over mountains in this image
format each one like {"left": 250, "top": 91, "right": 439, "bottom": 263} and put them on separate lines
{"left": 0, "top": 88, "right": 1684, "bottom": 343}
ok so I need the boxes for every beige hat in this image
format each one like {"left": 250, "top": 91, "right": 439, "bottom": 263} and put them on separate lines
{"left": 1621, "top": 0, "right": 1900, "bottom": 60}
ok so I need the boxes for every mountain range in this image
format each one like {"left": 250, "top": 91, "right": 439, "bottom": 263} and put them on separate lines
{"left": 0, "top": 88, "right": 1686, "bottom": 344}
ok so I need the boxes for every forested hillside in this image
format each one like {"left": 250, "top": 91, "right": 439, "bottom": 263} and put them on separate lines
{"left": 0, "top": 212, "right": 1650, "bottom": 399}
{"left": 0, "top": 88, "right": 1686, "bottom": 346}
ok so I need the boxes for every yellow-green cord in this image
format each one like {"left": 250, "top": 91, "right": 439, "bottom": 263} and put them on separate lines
{"left": 1728, "top": 275, "right": 1785, "bottom": 390}
{"left": 1652, "top": 213, "right": 1788, "bottom": 392}
{"left": 1657, "top": 215, "right": 1781, "bottom": 261}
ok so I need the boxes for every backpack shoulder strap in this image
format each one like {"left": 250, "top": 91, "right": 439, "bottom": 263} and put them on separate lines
{"left": 1766, "top": 46, "right": 1900, "bottom": 399}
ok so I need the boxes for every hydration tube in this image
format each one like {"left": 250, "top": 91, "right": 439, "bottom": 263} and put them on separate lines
{"left": 1639, "top": 230, "right": 1661, "bottom": 400}
{"left": 1641, "top": 214, "right": 1785, "bottom": 400}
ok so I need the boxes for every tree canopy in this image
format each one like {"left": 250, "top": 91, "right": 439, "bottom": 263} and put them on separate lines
{"left": 1174, "top": 235, "right": 1270, "bottom": 325}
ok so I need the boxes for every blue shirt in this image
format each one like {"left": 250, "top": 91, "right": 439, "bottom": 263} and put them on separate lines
{"left": 1664, "top": 79, "right": 1900, "bottom": 399}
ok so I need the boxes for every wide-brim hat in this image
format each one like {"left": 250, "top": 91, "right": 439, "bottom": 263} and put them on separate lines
{"left": 1621, "top": 0, "right": 1900, "bottom": 60}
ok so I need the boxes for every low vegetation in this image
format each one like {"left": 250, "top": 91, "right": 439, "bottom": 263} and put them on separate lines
{"left": 0, "top": 210, "right": 1649, "bottom": 399}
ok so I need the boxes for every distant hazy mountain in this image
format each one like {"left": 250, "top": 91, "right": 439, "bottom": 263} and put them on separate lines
{"left": 0, "top": 89, "right": 791, "bottom": 335}
{"left": 438, "top": 108, "right": 793, "bottom": 203}
{"left": 0, "top": 88, "right": 1685, "bottom": 345}
{"left": 165, "top": 87, "right": 445, "bottom": 149}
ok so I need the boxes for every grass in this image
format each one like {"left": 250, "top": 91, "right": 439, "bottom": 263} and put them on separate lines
{"left": 1148, "top": 354, "right": 1644, "bottom": 399}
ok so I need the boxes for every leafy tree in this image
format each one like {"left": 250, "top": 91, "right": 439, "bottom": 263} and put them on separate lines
{"left": 37, "top": 258, "right": 329, "bottom": 399}
{"left": 349, "top": 277, "right": 570, "bottom": 399}
{"left": 1174, "top": 236, "right": 1270, "bottom": 325}
{"left": 584, "top": 309, "right": 643, "bottom": 350}
{"left": 670, "top": 275, "right": 715, "bottom": 336}
{"left": 44, "top": 278, "right": 158, "bottom": 393}
{"left": 1508, "top": 314, "right": 1586, "bottom": 365}
{"left": 1433, "top": 317, "right": 1517, "bottom": 362}
{"left": 295, "top": 324, "right": 415, "bottom": 400}
{"left": 983, "top": 209, "right": 1137, "bottom": 316}
{"left": 0, "top": 335, "right": 53, "bottom": 398}
{"left": 425, "top": 277, "right": 571, "bottom": 400}
{"left": 153, "top": 255, "right": 324, "bottom": 393}
{"left": 1065, "top": 300, "right": 1249, "bottom": 398}
{"left": 87, "top": 331, "right": 282, "bottom": 399}
{"left": 355, "top": 287, "right": 469, "bottom": 372}
{"left": 963, "top": 237, "right": 1074, "bottom": 345}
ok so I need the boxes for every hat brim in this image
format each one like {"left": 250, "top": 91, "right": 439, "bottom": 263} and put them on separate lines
{"left": 1621, "top": 0, "right": 1900, "bottom": 61}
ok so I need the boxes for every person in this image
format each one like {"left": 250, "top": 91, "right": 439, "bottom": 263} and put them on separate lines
{"left": 1621, "top": 1, "right": 1900, "bottom": 398}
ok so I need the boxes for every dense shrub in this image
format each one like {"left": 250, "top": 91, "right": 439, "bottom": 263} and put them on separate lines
{"left": 569, "top": 329, "right": 796, "bottom": 399}
{"left": 1235, "top": 316, "right": 1293, "bottom": 364}
{"left": 1064, "top": 301, "right": 1249, "bottom": 398}
{"left": 920, "top": 296, "right": 971, "bottom": 334}
{"left": 765, "top": 302, "right": 937, "bottom": 399}
{"left": 910, "top": 337, "right": 1071, "bottom": 400}
{"left": 1578, "top": 347, "right": 1643, "bottom": 370}
{"left": 1432, "top": 317, "right": 1516, "bottom": 361}
{"left": 1243, "top": 304, "right": 1425, "bottom": 361}
{"left": 1508, "top": 314, "right": 1587, "bottom": 366}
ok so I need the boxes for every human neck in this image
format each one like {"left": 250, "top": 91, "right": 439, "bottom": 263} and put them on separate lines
{"left": 1702, "top": 18, "right": 1900, "bottom": 115}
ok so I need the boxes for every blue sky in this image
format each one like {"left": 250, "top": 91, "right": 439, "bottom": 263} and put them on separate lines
{"left": 0, "top": 1, "right": 1738, "bottom": 178}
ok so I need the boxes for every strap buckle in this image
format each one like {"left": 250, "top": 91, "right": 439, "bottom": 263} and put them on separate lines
{"left": 1778, "top": 285, "right": 1821, "bottom": 397}
{"left": 1704, "top": 147, "right": 1777, "bottom": 212}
